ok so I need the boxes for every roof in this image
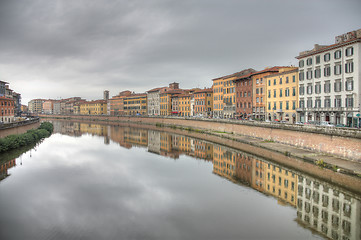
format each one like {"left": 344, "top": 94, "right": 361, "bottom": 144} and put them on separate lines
{"left": 194, "top": 88, "right": 213, "bottom": 93}
{"left": 83, "top": 100, "right": 107, "bottom": 104}
{"left": 296, "top": 37, "right": 361, "bottom": 59}
{"left": 212, "top": 68, "right": 257, "bottom": 81}
{"left": 147, "top": 86, "right": 167, "bottom": 93}
{"left": 263, "top": 67, "right": 299, "bottom": 78}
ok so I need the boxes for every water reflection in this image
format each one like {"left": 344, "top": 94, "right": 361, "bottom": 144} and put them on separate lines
{"left": 1, "top": 120, "right": 360, "bottom": 240}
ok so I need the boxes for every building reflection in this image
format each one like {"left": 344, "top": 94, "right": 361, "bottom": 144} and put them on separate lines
{"left": 51, "top": 121, "right": 361, "bottom": 240}
{"left": 0, "top": 159, "right": 16, "bottom": 182}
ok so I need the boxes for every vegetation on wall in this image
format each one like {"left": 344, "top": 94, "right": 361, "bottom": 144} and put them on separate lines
{"left": 0, "top": 122, "right": 54, "bottom": 153}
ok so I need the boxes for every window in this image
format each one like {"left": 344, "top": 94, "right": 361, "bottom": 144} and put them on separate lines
{"left": 306, "top": 69, "right": 313, "bottom": 79}
{"left": 307, "top": 84, "right": 313, "bottom": 94}
{"left": 335, "top": 97, "right": 342, "bottom": 107}
{"left": 314, "top": 68, "right": 321, "bottom": 78}
{"left": 286, "top": 77, "right": 289, "bottom": 83}
{"left": 279, "top": 101, "right": 283, "bottom": 110}
{"left": 345, "top": 47, "right": 353, "bottom": 57}
{"left": 315, "top": 98, "right": 321, "bottom": 108}
{"left": 299, "top": 60, "right": 304, "bottom": 67}
{"left": 334, "top": 64, "right": 342, "bottom": 75}
{"left": 346, "top": 96, "right": 353, "bottom": 108}
{"left": 324, "top": 53, "right": 330, "bottom": 62}
{"left": 307, "top": 98, "right": 312, "bottom": 108}
{"left": 279, "top": 78, "right": 282, "bottom": 84}
{"left": 273, "top": 89, "right": 276, "bottom": 98}
{"left": 324, "top": 98, "right": 331, "bottom": 108}
{"left": 299, "top": 85, "right": 304, "bottom": 95}
{"left": 292, "top": 87, "right": 296, "bottom": 96}
{"left": 279, "top": 89, "right": 282, "bottom": 97}
{"left": 324, "top": 65, "right": 331, "bottom": 77}
{"left": 334, "top": 50, "right": 341, "bottom": 59}
{"left": 345, "top": 61, "right": 353, "bottom": 73}
{"left": 334, "top": 80, "right": 342, "bottom": 92}
{"left": 268, "top": 80, "right": 271, "bottom": 86}
{"left": 315, "top": 55, "right": 320, "bottom": 64}
{"left": 273, "top": 102, "right": 276, "bottom": 110}
{"left": 286, "top": 101, "right": 289, "bottom": 110}
{"left": 256, "top": 88, "right": 259, "bottom": 94}
{"left": 273, "top": 79, "right": 276, "bottom": 85}
{"left": 293, "top": 75, "right": 295, "bottom": 82}
{"left": 268, "top": 90, "right": 271, "bottom": 98}
{"left": 299, "top": 99, "right": 304, "bottom": 108}
{"left": 292, "top": 101, "right": 296, "bottom": 110}
{"left": 315, "top": 83, "right": 321, "bottom": 94}
{"left": 306, "top": 58, "right": 312, "bottom": 65}
{"left": 299, "top": 71, "right": 304, "bottom": 81}
{"left": 346, "top": 78, "right": 353, "bottom": 91}
{"left": 268, "top": 102, "right": 271, "bottom": 110}
{"left": 285, "top": 88, "right": 289, "bottom": 97}
{"left": 324, "top": 81, "right": 331, "bottom": 93}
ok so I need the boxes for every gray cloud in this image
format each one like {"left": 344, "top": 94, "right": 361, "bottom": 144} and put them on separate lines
{"left": 0, "top": 0, "right": 360, "bottom": 103}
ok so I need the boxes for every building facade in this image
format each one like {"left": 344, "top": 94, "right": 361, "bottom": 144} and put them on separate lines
{"left": 296, "top": 29, "right": 361, "bottom": 127}
{"left": 123, "top": 93, "right": 147, "bottom": 116}
{"left": 235, "top": 72, "right": 254, "bottom": 119}
{"left": 265, "top": 67, "right": 299, "bottom": 123}
{"left": 212, "top": 77, "right": 224, "bottom": 118}
{"left": 80, "top": 100, "right": 107, "bottom": 115}
{"left": 147, "top": 87, "right": 168, "bottom": 116}
{"left": 193, "top": 88, "right": 213, "bottom": 117}
{"left": 28, "top": 99, "right": 45, "bottom": 114}
{"left": 109, "top": 91, "right": 132, "bottom": 116}
{"left": 0, "top": 97, "right": 15, "bottom": 123}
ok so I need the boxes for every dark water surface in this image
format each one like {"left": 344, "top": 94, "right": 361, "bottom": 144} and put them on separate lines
{"left": 0, "top": 121, "right": 360, "bottom": 240}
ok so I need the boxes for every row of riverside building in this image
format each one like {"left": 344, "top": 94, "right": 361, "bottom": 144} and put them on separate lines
{"left": 28, "top": 28, "right": 361, "bottom": 127}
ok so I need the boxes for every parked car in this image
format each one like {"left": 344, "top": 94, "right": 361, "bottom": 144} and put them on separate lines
{"left": 295, "top": 122, "right": 303, "bottom": 125}
{"left": 336, "top": 124, "right": 346, "bottom": 128}
{"left": 320, "top": 121, "right": 335, "bottom": 127}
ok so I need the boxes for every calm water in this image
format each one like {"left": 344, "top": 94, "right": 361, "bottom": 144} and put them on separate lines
{"left": 0, "top": 121, "right": 360, "bottom": 240}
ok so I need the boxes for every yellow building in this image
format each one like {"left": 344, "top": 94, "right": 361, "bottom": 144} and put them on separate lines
{"left": 264, "top": 163, "right": 298, "bottom": 206}
{"left": 178, "top": 94, "right": 191, "bottom": 117}
{"left": 265, "top": 67, "right": 298, "bottom": 123}
{"left": 123, "top": 93, "right": 147, "bottom": 116}
{"left": 212, "top": 77, "right": 224, "bottom": 118}
{"left": 80, "top": 100, "right": 107, "bottom": 115}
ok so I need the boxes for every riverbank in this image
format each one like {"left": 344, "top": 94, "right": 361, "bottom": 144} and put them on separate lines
{"left": 0, "top": 122, "right": 53, "bottom": 154}
{"left": 45, "top": 117, "right": 361, "bottom": 194}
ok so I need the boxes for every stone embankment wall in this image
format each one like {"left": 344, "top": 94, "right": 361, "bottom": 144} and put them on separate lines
{"left": 39, "top": 115, "right": 361, "bottom": 161}
{"left": 0, "top": 118, "right": 40, "bottom": 138}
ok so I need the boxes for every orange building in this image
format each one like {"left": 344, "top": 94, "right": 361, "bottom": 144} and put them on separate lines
{"left": 193, "top": 88, "right": 213, "bottom": 117}
{"left": 0, "top": 97, "right": 15, "bottom": 123}
{"left": 109, "top": 90, "right": 132, "bottom": 116}
{"left": 251, "top": 67, "right": 294, "bottom": 120}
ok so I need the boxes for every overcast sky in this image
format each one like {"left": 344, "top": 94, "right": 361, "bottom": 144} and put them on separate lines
{"left": 0, "top": 0, "right": 360, "bottom": 104}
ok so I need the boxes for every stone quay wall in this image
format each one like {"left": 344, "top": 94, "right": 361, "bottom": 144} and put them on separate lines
{"left": 39, "top": 114, "right": 361, "bottom": 161}
{"left": 0, "top": 118, "right": 41, "bottom": 138}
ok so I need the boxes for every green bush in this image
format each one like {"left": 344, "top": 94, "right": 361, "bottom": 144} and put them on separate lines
{"left": 0, "top": 122, "right": 53, "bottom": 153}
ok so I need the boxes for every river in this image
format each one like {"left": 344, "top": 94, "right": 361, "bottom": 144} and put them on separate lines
{"left": 0, "top": 120, "right": 360, "bottom": 240}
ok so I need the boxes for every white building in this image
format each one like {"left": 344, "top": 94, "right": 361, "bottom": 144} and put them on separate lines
{"left": 147, "top": 87, "right": 167, "bottom": 116}
{"left": 296, "top": 29, "right": 361, "bottom": 127}
{"left": 296, "top": 175, "right": 361, "bottom": 240}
